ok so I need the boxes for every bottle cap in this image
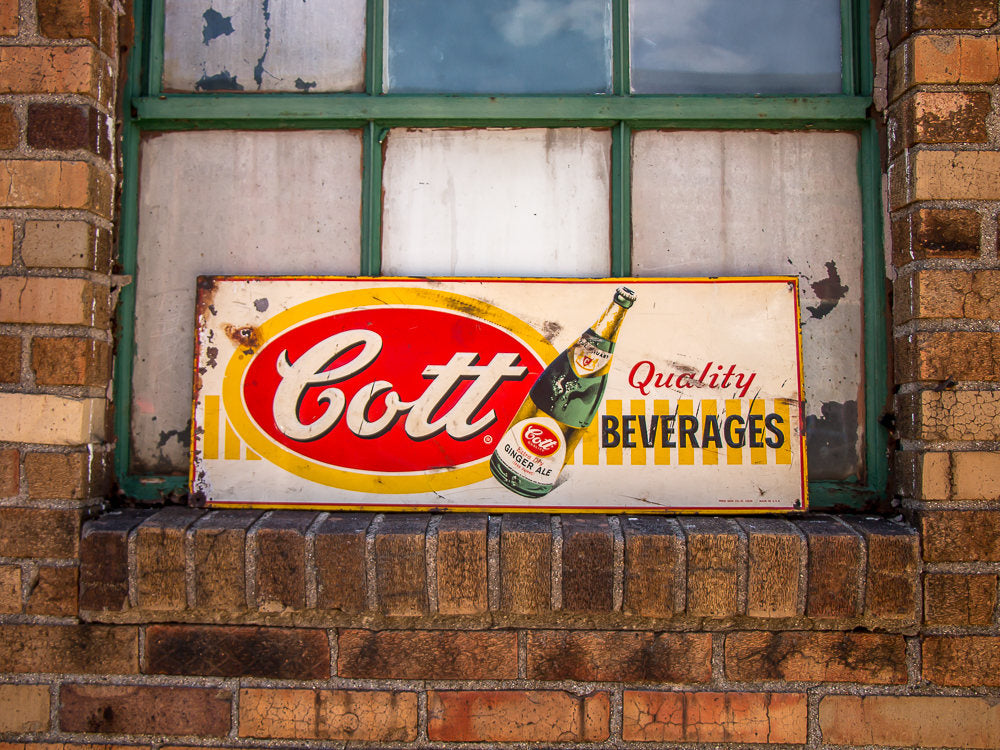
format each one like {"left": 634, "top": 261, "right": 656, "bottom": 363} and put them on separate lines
{"left": 614, "top": 286, "right": 636, "bottom": 309}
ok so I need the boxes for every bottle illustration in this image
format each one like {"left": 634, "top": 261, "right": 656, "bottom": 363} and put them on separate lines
{"left": 490, "top": 286, "right": 636, "bottom": 497}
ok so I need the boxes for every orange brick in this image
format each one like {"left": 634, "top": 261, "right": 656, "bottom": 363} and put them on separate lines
{"left": 924, "top": 636, "right": 1000, "bottom": 686}
{"left": 892, "top": 208, "right": 981, "bottom": 265}
{"left": 338, "top": 629, "right": 517, "bottom": 680}
{"left": 0, "top": 564, "right": 20, "bottom": 613}
{"left": 905, "top": 391, "right": 1000, "bottom": 442}
{"left": 925, "top": 573, "right": 997, "bottom": 625}
{"left": 0, "top": 685, "right": 49, "bottom": 732}
{"left": 0, "top": 46, "right": 108, "bottom": 99}
{"left": 922, "top": 510, "right": 1000, "bottom": 561}
{"left": 624, "top": 691, "right": 807, "bottom": 744}
{"left": 0, "top": 0, "right": 16, "bottom": 36}
{"left": 912, "top": 35, "right": 1000, "bottom": 84}
{"left": 0, "top": 277, "right": 109, "bottom": 326}
{"left": 0, "top": 218, "right": 12, "bottom": 264}
{"left": 0, "top": 336, "right": 18, "bottom": 383}
{"left": 428, "top": 690, "right": 609, "bottom": 743}
{"left": 31, "top": 336, "right": 110, "bottom": 386}
{"left": 0, "top": 160, "right": 111, "bottom": 216}
{"left": 38, "top": 0, "right": 117, "bottom": 57}
{"left": 25, "top": 565, "right": 77, "bottom": 616}
{"left": 900, "top": 270, "right": 1000, "bottom": 321}
{"left": 0, "top": 624, "right": 138, "bottom": 674}
{"left": 61, "top": 684, "right": 231, "bottom": 736}
{"left": 239, "top": 689, "right": 418, "bottom": 741}
{"left": 25, "top": 452, "right": 93, "bottom": 499}
{"left": 898, "top": 331, "right": 1000, "bottom": 383}
{"left": 0, "top": 448, "right": 17, "bottom": 496}
{"left": 820, "top": 695, "right": 1000, "bottom": 749}
{"left": 914, "top": 150, "right": 1000, "bottom": 202}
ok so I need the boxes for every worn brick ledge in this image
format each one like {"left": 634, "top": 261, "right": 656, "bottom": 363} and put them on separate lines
{"left": 78, "top": 509, "right": 920, "bottom": 632}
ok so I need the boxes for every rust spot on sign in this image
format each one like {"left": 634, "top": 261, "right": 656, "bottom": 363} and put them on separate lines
{"left": 224, "top": 324, "right": 262, "bottom": 354}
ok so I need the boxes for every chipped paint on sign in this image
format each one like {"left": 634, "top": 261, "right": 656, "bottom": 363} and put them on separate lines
{"left": 191, "top": 278, "right": 807, "bottom": 512}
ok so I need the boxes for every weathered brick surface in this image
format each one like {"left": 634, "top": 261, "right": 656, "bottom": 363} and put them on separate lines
{"left": 908, "top": 35, "right": 1000, "bottom": 86}
{"left": 820, "top": 694, "right": 1000, "bottom": 749}
{"left": 338, "top": 629, "right": 516, "bottom": 680}
{"left": 896, "top": 329, "right": 1000, "bottom": 384}
{"left": 681, "top": 517, "right": 743, "bottom": 617}
{"left": 892, "top": 91, "right": 990, "bottom": 155}
{"left": 0, "top": 447, "right": 18, "bottom": 497}
{"left": 622, "top": 516, "right": 684, "bottom": 617}
{"left": 255, "top": 511, "right": 315, "bottom": 611}
{"left": 0, "top": 0, "right": 16, "bottom": 36}
{"left": 25, "top": 451, "right": 92, "bottom": 499}
{"left": 191, "top": 509, "right": 258, "bottom": 610}
{"left": 952, "top": 452, "right": 1000, "bottom": 500}
{"left": 725, "top": 631, "right": 907, "bottom": 684}
{"left": 740, "top": 518, "right": 802, "bottom": 618}
{"left": 0, "top": 507, "right": 81, "bottom": 558}
{"left": 31, "top": 336, "right": 110, "bottom": 386}
{"left": 0, "top": 160, "right": 111, "bottom": 215}
{"left": 135, "top": 506, "right": 204, "bottom": 611}
{"left": 561, "top": 515, "right": 613, "bottom": 612}
{"left": 0, "top": 563, "right": 20, "bottom": 613}
{"left": 888, "top": 0, "right": 998, "bottom": 45}
{"left": 623, "top": 691, "right": 807, "bottom": 744}
{"left": 375, "top": 514, "right": 428, "bottom": 616}
{"left": 904, "top": 390, "right": 1000, "bottom": 442}
{"left": 914, "top": 150, "right": 1000, "bottom": 202}
{"left": 892, "top": 208, "right": 981, "bottom": 265}
{"left": 0, "top": 334, "right": 19, "bottom": 382}
{"left": 798, "top": 515, "right": 863, "bottom": 618}
{"left": 25, "top": 564, "right": 77, "bottom": 616}
{"left": 526, "top": 631, "right": 712, "bottom": 683}
{"left": 0, "top": 46, "right": 108, "bottom": 100}
{"left": 427, "top": 690, "right": 610, "bottom": 743}
{"left": 314, "top": 512, "right": 369, "bottom": 612}
{"left": 38, "top": 0, "right": 118, "bottom": 56}
{"left": 436, "top": 513, "right": 487, "bottom": 615}
{"left": 0, "top": 624, "right": 138, "bottom": 674}
{"left": 239, "top": 689, "right": 418, "bottom": 741}
{"left": 0, "top": 277, "right": 108, "bottom": 326}
{"left": 924, "top": 636, "right": 1000, "bottom": 686}
{"left": 27, "top": 103, "right": 111, "bottom": 157}
{"left": 922, "top": 510, "right": 1000, "bottom": 561}
{"left": 925, "top": 573, "right": 997, "bottom": 626}
{"left": 0, "top": 684, "right": 50, "bottom": 732}
{"left": 500, "top": 513, "right": 550, "bottom": 613}
{"left": 22, "top": 219, "right": 111, "bottom": 271}
{"left": 60, "top": 684, "right": 231, "bottom": 736}
{"left": 80, "top": 510, "right": 152, "bottom": 611}
{"left": 147, "top": 624, "right": 330, "bottom": 679}
{"left": 0, "top": 393, "right": 106, "bottom": 445}
{"left": 901, "top": 270, "right": 1000, "bottom": 322}
{"left": 846, "top": 516, "right": 920, "bottom": 623}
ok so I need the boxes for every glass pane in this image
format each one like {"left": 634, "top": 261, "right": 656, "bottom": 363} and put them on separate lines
{"left": 382, "top": 128, "right": 611, "bottom": 276}
{"left": 386, "top": 0, "right": 612, "bottom": 93}
{"left": 163, "top": 0, "right": 366, "bottom": 92}
{"left": 631, "top": 131, "right": 862, "bottom": 480}
{"left": 630, "top": 0, "right": 842, "bottom": 94}
{"left": 131, "top": 130, "right": 363, "bottom": 474}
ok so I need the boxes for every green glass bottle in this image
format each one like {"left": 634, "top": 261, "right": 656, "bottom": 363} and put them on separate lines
{"left": 491, "top": 286, "right": 636, "bottom": 498}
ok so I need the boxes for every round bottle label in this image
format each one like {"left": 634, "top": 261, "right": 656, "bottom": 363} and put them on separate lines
{"left": 571, "top": 337, "right": 611, "bottom": 376}
{"left": 493, "top": 415, "right": 567, "bottom": 489}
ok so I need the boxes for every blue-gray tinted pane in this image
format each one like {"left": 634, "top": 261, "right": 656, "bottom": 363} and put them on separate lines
{"left": 631, "top": 0, "right": 842, "bottom": 94}
{"left": 386, "top": 0, "right": 612, "bottom": 93}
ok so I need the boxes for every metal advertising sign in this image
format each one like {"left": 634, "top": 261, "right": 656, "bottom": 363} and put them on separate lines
{"left": 190, "top": 278, "right": 806, "bottom": 512}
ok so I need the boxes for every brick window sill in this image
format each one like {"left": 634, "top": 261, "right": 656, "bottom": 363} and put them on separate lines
{"left": 78, "top": 509, "right": 920, "bottom": 633}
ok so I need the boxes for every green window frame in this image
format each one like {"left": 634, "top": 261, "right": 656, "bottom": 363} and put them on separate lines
{"left": 115, "top": 0, "right": 887, "bottom": 509}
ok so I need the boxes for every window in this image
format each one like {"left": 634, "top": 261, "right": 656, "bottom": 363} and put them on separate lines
{"left": 116, "top": 0, "right": 886, "bottom": 509}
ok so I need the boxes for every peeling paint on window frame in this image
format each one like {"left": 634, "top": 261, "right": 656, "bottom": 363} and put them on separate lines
{"left": 115, "top": 0, "right": 888, "bottom": 510}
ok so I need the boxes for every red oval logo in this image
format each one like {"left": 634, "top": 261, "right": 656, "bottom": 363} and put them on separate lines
{"left": 521, "top": 422, "right": 561, "bottom": 457}
{"left": 240, "top": 306, "right": 546, "bottom": 474}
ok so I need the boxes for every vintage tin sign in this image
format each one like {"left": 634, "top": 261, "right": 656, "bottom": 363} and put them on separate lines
{"left": 190, "top": 278, "right": 806, "bottom": 512}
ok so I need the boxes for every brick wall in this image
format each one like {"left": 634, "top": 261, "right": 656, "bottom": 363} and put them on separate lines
{"left": 1, "top": 0, "right": 1000, "bottom": 748}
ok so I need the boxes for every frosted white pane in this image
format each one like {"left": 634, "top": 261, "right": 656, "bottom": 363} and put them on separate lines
{"left": 632, "top": 131, "right": 863, "bottom": 479}
{"left": 386, "top": 0, "right": 612, "bottom": 93}
{"left": 382, "top": 128, "right": 611, "bottom": 277}
{"left": 630, "top": 0, "right": 842, "bottom": 94}
{"left": 132, "top": 130, "right": 363, "bottom": 473}
{"left": 163, "top": 0, "right": 366, "bottom": 92}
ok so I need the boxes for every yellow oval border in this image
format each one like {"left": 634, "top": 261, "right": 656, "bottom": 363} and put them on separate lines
{"left": 222, "top": 286, "right": 558, "bottom": 494}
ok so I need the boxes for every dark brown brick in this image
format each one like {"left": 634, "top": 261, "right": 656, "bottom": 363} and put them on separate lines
{"left": 925, "top": 573, "right": 998, "bottom": 626}
{"left": 889, "top": 0, "right": 998, "bottom": 44}
{"left": 338, "top": 629, "right": 516, "bottom": 680}
{"left": 60, "top": 684, "right": 231, "bottom": 736}
{"left": 147, "top": 625, "right": 330, "bottom": 679}
{"left": 31, "top": 336, "right": 110, "bottom": 386}
{"left": 892, "top": 208, "right": 981, "bottom": 266}
{"left": 500, "top": 514, "right": 550, "bottom": 613}
{"left": 38, "top": 0, "right": 117, "bottom": 56}
{"left": 681, "top": 517, "right": 744, "bottom": 617}
{"left": 0, "top": 103, "right": 18, "bottom": 149}
{"left": 739, "top": 518, "right": 802, "bottom": 618}
{"left": 922, "top": 510, "right": 1000, "bottom": 562}
{"left": 25, "top": 451, "right": 91, "bottom": 499}
{"left": 0, "top": 334, "right": 19, "bottom": 382}
{"left": 892, "top": 91, "right": 991, "bottom": 156}
{"left": 845, "top": 516, "right": 919, "bottom": 623}
{"left": 526, "top": 630, "right": 711, "bottom": 683}
{"left": 0, "top": 448, "right": 17, "bottom": 498}
{"left": 191, "top": 509, "right": 259, "bottom": 610}
{"left": 623, "top": 516, "right": 684, "bottom": 617}
{"left": 436, "top": 513, "right": 488, "bottom": 614}
{"left": 27, "top": 103, "right": 110, "bottom": 158}
{"left": 797, "top": 515, "right": 863, "bottom": 618}
{"left": 135, "top": 506, "right": 204, "bottom": 611}
{"left": 924, "top": 636, "right": 1000, "bottom": 687}
{"left": 0, "top": 507, "right": 82, "bottom": 559}
{"left": 428, "top": 690, "right": 610, "bottom": 743}
{"left": 0, "top": 624, "right": 138, "bottom": 674}
{"left": 899, "top": 331, "right": 1000, "bottom": 383}
{"left": 561, "top": 515, "right": 613, "bottom": 612}
{"left": 25, "top": 565, "right": 77, "bottom": 616}
{"left": 255, "top": 511, "right": 316, "bottom": 611}
{"left": 726, "top": 631, "right": 907, "bottom": 684}
{"left": 314, "top": 512, "right": 370, "bottom": 613}
{"left": 375, "top": 514, "right": 428, "bottom": 616}
{"left": 80, "top": 509, "right": 153, "bottom": 611}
